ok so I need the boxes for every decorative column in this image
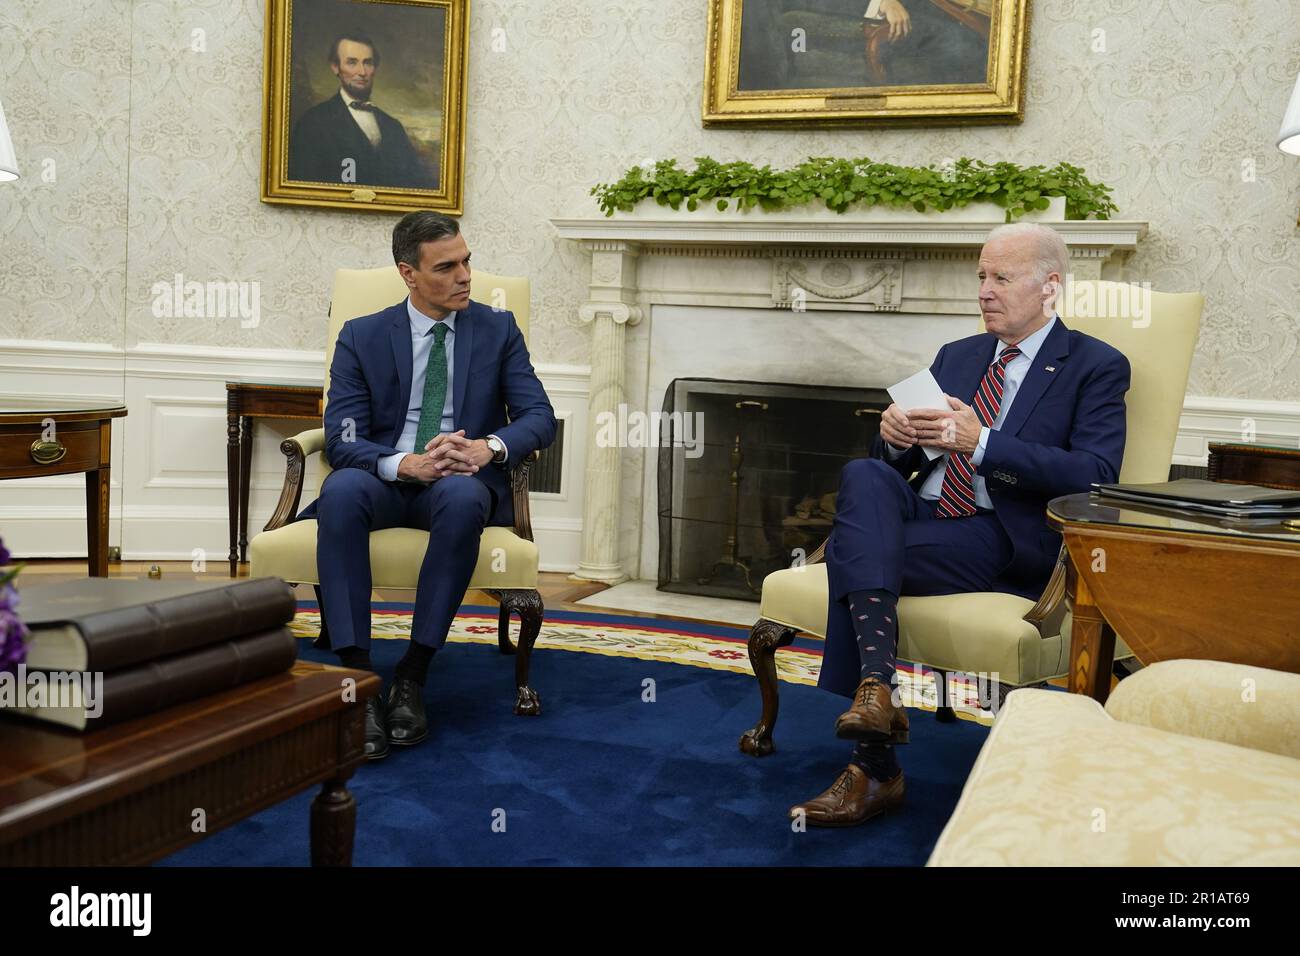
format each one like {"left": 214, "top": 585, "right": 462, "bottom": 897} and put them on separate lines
{"left": 571, "top": 241, "right": 643, "bottom": 584}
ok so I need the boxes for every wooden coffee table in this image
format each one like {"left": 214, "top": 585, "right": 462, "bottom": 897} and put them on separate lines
{"left": 0, "top": 661, "right": 379, "bottom": 866}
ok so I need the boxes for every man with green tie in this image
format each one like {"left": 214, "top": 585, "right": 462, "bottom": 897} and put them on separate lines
{"left": 297, "top": 212, "right": 556, "bottom": 760}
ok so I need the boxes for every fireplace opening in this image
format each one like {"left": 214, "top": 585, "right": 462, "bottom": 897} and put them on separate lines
{"left": 657, "top": 377, "right": 890, "bottom": 601}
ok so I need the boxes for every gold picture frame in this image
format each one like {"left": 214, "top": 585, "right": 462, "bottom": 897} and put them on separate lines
{"left": 260, "top": 0, "right": 469, "bottom": 214}
{"left": 703, "top": 0, "right": 1030, "bottom": 127}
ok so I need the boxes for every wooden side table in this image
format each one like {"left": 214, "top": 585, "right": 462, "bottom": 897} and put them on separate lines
{"left": 0, "top": 661, "right": 379, "bottom": 866}
{"left": 1047, "top": 492, "right": 1300, "bottom": 704}
{"left": 0, "top": 401, "right": 128, "bottom": 576}
{"left": 1208, "top": 442, "right": 1300, "bottom": 491}
{"left": 227, "top": 382, "right": 324, "bottom": 576}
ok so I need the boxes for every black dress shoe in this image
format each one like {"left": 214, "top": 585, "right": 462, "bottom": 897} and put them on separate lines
{"left": 363, "top": 695, "right": 389, "bottom": 761}
{"left": 386, "top": 678, "right": 428, "bottom": 746}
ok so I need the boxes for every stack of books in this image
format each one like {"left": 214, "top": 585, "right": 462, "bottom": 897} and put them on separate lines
{"left": 3, "top": 577, "right": 298, "bottom": 730}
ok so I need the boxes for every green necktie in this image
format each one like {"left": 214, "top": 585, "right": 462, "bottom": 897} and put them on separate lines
{"left": 413, "top": 322, "right": 449, "bottom": 453}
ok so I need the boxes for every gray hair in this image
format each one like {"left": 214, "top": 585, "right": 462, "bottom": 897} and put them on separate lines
{"left": 985, "top": 222, "right": 1069, "bottom": 284}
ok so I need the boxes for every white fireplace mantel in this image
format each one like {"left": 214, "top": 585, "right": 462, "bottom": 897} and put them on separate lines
{"left": 553, "top": 214, "right": 1148, "bottom": 251}
{"left": 554, "top": 210, "right": 1149, "bottom": 583}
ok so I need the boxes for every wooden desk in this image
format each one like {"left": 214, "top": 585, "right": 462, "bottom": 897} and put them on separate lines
{"left": 226, "top": 381, "right": 323, "bottom": 576}
{"left": 0, "top": 402, "right": 128, "bottom": 576}
{"left": 0, "top": 661, "right": 379, "bottom": 866}
{"left": 1208, "top": 441, "right": 1300, "bottom": 491}
{"left": 1048, "top": 492, "right": 1300, "bottom": 704}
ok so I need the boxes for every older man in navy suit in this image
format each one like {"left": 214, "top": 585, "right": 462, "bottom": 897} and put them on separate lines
{"left": 299, "top": 211, "right": 555, "bottom": 760}
{"left": 791, "top": 223, "right": 1131, "bottom": 826}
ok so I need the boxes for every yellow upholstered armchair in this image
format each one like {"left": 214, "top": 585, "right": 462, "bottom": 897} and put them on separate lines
{"left": 251, "top": 266, "right": 546, "bottom": 715}
{"left": 740, "top": 282, "right": 1205, "bottom": 755}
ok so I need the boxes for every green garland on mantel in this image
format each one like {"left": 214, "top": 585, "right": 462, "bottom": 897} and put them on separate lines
{"left": 592, "top": 157, "right": 1117, "bottom": 221}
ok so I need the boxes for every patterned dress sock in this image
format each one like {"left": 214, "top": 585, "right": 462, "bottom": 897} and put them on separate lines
{"left": 850, "top": 741, "right": 902, "bottom": 782}
{"left": 845, "top": 587, "right": 899, "bottom": 686}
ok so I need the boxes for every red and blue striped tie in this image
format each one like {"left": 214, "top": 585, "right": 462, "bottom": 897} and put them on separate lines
{"left": 934, "top": 345, "right": 1021, "bottom": 518}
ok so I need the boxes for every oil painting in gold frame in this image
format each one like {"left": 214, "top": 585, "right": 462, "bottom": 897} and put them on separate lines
{"left": 261, "top": 0, "right": 469, "bottom": 214}
{"left": 703, "top": 0, "right": 1029, "bottom": 127}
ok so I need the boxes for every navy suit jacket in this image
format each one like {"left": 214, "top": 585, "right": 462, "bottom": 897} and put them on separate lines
{"left": 299, "top": 298, "right": 556, "bottom": 527}
{"left": 876, "top": 319, "right": 1130, "bottom": 599}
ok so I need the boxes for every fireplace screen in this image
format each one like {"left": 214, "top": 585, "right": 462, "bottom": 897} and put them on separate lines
{"left": 657, "top": 377, "right": 890, "bottom": 601}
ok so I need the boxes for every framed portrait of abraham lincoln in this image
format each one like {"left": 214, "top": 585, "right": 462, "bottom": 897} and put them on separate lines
{"left": 703, "top": 0, "right": 1029, "bottom": 127}
{"left": 261, "top": 0, "right": 468, "bottom": 214}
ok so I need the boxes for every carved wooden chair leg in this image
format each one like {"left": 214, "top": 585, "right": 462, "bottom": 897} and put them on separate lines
{"left": 497, "top": 589, "right": 543, "bottom": 716}
{"left": 482, "top": 588, "right": 518, "bottom": 655}
{"left": 738, "top": 618, "right": 796, "bottom": 757}
{"left": 493, "top": 592, "right": 516, "bottom": 655}
{"left": 933, "top": 668, "right": 957, "bottom": 723}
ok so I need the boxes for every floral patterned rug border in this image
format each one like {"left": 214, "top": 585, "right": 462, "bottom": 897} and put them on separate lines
{"left": 291, "top": 603, "right": 994, "bottom": 726}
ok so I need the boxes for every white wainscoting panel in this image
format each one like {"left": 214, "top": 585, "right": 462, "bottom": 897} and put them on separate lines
{"left": 0, "top": 339, "right": 590, "bottom": 573}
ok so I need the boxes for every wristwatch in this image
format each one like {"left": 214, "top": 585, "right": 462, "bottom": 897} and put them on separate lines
{"left": 485, "top": 435, "right": 507, "bottom": 464}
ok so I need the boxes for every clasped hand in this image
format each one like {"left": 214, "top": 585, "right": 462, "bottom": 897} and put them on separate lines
{"left": 396, "top": 430, "right": 493, "bottom": 482}
{"left": 879, "top": 397, "right": 982, "bottom": 456}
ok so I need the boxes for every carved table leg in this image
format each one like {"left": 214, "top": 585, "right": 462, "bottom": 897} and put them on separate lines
{"left": 1066, "top": 555, "right": 1117, "bottom": 704}
{"left": 738, "top": 618, "right": 796, "bottom": 757}
{"left": 310, "top": 775, "right": 356, "bottom": 866}
{"left": 85, "top": 467, "right": 110, "bottom": 577}
{"left": 227, "top": 410, "right": 240, "bottom": 577}
{"left": 238, "top": 416, "right": 253, "bottom": 565}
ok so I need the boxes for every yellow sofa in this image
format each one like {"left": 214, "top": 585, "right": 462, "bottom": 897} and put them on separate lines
{"left": 928, "top": 660, "right": 1300, "bottom": 866}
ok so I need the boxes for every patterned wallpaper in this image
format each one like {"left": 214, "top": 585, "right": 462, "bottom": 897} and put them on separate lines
{"left": 1, "top": 0, "right": 1298, "bottom": 399}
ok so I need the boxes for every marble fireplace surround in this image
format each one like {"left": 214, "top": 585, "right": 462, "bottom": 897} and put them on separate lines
{"left": 553, "top": 212, "right": 1149, "bottom": 584}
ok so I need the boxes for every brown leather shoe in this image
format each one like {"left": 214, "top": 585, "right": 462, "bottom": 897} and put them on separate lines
{"left": 788, "top": 765, "right": 905, "bottom": 828}
{"left": 835, "top": 677, "right": 909, "bottom": 743}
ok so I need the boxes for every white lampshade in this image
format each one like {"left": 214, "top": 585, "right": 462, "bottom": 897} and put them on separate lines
{"left": 0, "top": 96, "right": 17, "bottom": 181}
{"left": 1279, "top": 73, "right": 1300, "bottom": 156}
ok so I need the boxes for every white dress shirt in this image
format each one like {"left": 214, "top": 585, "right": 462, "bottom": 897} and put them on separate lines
{"left": 887, "top": 316, "right": 1058, "bottom": 509}
{"left": 340, "top": 88, "right": 382, "bottom": 148}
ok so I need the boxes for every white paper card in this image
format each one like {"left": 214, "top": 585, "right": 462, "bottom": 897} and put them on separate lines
{"left": 886, "top": 369, "right": 948, "bottom": 461}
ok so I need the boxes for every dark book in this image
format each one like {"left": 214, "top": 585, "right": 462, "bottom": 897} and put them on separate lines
{"left": 1093, "top": 478, "right": 1300, "bottom": 517}
{"left": 2, "top": 625, "right": 298, "bottom": 731}
{"left": 17, "top": 577, "right": 296, "bottom": 672}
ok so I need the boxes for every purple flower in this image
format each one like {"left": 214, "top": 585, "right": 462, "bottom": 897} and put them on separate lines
{"left": 0, "top": 605, "right": 27, "bottom": 676}
{"left": 0, "top": 579, "right": 25, "bottom": 660}
{"left": 0, "top": 541, "right": 27, "bottom": 674}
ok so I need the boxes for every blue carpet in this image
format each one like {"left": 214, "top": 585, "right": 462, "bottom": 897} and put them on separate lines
{"left": 159, "top": 631, "right": 988, "bottom": 866}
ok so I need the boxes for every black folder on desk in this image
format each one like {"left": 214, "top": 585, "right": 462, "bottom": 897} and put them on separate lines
{"left": 1092, "top": 478, "right": 1300, "bottom": 518}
